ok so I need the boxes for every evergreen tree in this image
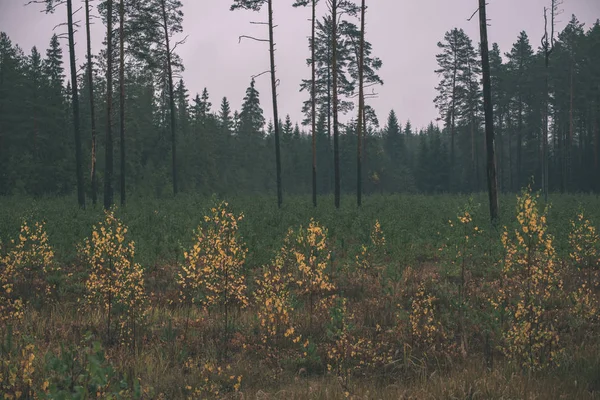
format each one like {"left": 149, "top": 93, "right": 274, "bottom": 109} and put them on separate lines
{"left": 505, "top": 31, "right": 534, "bottom": 191}
{"left": 219, "top": 96, "right": 233, "bottom": 134}
{"left": 132, "top": 0, "right": 185, "bottom": 194}
{"left": 385, "top": 110, "right": 402, "bottom": 164}
{"left": 434, "top": 28, "right": 465, "bottom": 172}
{"left": 239, "top": 78, "right": 265, "bottom": 135}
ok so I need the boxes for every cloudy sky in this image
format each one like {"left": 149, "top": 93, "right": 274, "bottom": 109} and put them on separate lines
{"left": 1, "top": 0, "right": 599, "bottom": 130}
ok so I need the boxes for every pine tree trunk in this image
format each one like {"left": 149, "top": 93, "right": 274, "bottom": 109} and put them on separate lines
{"left": 67, "top": 0, "right": 85, "bottom": 209}
{"left": 104, "top": 0, "right": 114, "bottom": 209}
{"left": 356, "top": 0, "right": 365, "bottom": 207}
{"left": 471, "top": 116, "right": 476, "bottom": 190}
{"left": 479, "top": 0, "right": 499, "bottom": 223}
{"left": 161, "top": 0, "right": 177, "bottom": 195}
{"left": 450, "top": 43, "right": 458, "bottom": 189}
{"left": 568, "top": 61, "right": 574, "bottom": 191}
{"left": 507, "top": 111, "right": 513, "bottom": 191}
{"left": 497, "top": 112, "right": 503, "bottom": 192}
{"left": 542, "top": 48, "right": 550, "bottom": 201}
{"left": 311, "top": 0, "right": 317, "bottom": 207}
{"left": 119, "top": 0, "right": 126, "bottom": 205}
{"left": 552, "top": 108, "right": 558, "bottom": 189}
{"left": 327, "top": 41, "right": 332, "bottom": 194}
{"left": 560, "top": 117, "right": 566, "bottom": 193}
{"left": 85, "top": 0, "right": 98, "bottom": 207}
{"left": 593, "top": 102, "right": 600, "bottom": 193}
{"left": 332, "top": 0, "right": 340, "bottom": 209}
{"left": 268, "top": 0, "right": 283, "bottom": 209}
{"left": 517, "top": 92, "right": 523, "bottom": 191}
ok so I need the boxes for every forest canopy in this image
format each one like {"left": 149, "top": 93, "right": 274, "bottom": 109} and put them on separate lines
{"left": 0, "top": 2, "right": 598, "bottom": 203}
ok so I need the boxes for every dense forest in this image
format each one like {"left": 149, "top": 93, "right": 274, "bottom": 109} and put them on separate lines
{"left": 3, "top": 1, "right": 600, "bottom": 398}
{"left": 0, "top": 2, "right": 599, "bottom": 204}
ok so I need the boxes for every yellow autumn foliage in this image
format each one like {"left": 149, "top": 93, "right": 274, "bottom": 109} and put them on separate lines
{"left": 80, "top": 209, "right": 146, "bottom": 347}
{"left": 496, "top": 187, "right": 563, "bottom": 370}
{"left": 178, "top": 201, "right": 248, "bottom": 334}
{"left": 255, "top": 232, "right": 301, "bottom": 347}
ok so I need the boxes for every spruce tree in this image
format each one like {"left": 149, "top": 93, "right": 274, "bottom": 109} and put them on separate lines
{"left": 505, "top": 31, "right": 534, "bottom": 191}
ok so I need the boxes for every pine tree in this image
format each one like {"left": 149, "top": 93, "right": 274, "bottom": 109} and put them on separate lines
{"left": 434, "top": 28, "right": 464, "bottom": 174}
{"left": 231, "top": 0, "right": 283, "bottom": 207}
{"left": 85, "top": 0, "right": 99, "bottom": 206}
{"left": 132, "top": 0, "right": 185, "bottom": 195}
{"left": 329, "top": 0, "right": 358, "bottom": 208}
{"left": 489, "top": 42, "right": 508, "bottom": 192}
{"left": 118, "top": 0, "right": 126, "bottom": 205}
{"left": 478, "top": 0, "right": 499, "bottom": 223}
{"left": 40, "top": 0, "right": 86, "bottom": 207}
{"left": 293, "top": 0, "right": 320, "bottom": 206}
{"left": 104, "top": 0, "right": 115, "bottom": 209}
{"left": 355, "top": 0, "right": 366, "bottom": 206}
{"left": 456, "top": 31, "right": 481, "bottom": 191}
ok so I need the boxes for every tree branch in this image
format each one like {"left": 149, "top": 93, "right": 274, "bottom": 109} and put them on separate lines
{"left": 467, "top": 7, "right": 480, "bottom": 21}
{"left": 26, "top": 0, "right": 66, "bottom": 13}
{"left": 239, "top": 35, "right": 269, "bottom": 44}
{"left": 171, "top": 35, "right": 189, "bottom": 53}
{"left": 251, "top": 70, "right": 272, "bottom": 79}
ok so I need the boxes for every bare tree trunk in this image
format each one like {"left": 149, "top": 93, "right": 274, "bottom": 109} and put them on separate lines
{"left": 594, "top": 105, "right": 600, "bottom": 193}
{"left": 471, "top": 116, "right": 476, "bottom": 190}
{"left": 542, "top": 54, "right": 550, "bottom": 201}
{"left": 268, "top": 0, "right": 283, "bottom": 208}
{"left": 104, "top": 0, "right": 114, "bottom": 209}
{"left": 560, "top": 118, "right": 566, "bottom": 192}
{"left": 119, "top": 0, "right": 126, "bottom": 205}
{"left": 497, "top": 112, "right": 504, "bottom": 192}
{"left": 541, "top": 4, "right": 555, "bottom": 201}
{"left": 331, "top": 0, "right": 340, "bottom": 209}
{"left": 327, "top": 42, "right": 332, "bottom": 194}
{"left": 161, "top": 0, "right": 177, "bottom": 195}
{"left": 517, "top": 92, "right": 523, "bottom": 191}
{"left": 479, "top": 0, "right": 499, "bottom": 223}
{"left": 568, "top": 61, "right": 574, "bottom": 191}
{"left": 311, "top": 0, "right": 317, "bottom": 207}
{"left": 356, "top": 0, "right": 365, "bottom": 207}
{"left": 449, "top": 35, "right": 458, "bottom": 189}
{"left": 67, "top": 0, "right": 85, "bottom": 209}
{"left": 508, "top": 110, "right": 513, "bottom": 191}
{"left": 85, "top": 0, "right": 98, "bottom": 207}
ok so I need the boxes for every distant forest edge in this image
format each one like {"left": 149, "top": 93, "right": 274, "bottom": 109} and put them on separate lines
{"left": 0, "top": 1, "right": 599, "bottom": 203}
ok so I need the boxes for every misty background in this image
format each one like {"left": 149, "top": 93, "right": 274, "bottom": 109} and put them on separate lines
{"left": 2, "top": 0, "right": 598, "bottom": 130}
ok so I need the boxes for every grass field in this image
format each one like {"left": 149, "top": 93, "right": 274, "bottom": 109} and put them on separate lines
{"left": 1, "top": 191, "right": 599, "bottom": 399}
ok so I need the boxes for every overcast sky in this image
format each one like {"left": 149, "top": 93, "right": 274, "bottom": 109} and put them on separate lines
{"left": 1, "top": 0, "right": 599, "bottom": 130}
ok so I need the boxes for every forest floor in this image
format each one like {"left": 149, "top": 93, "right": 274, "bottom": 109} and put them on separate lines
{"left": 0, "top": 191, "right": 599, "bottom": 399}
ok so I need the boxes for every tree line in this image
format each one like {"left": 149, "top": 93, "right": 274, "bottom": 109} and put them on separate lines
{"left": 0, "top": 1, "right": 598, "bottom": 209}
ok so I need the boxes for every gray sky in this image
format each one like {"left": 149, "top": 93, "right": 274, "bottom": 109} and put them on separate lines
{"left": 1, "top": 0, "right": 599, "bottom": 130}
